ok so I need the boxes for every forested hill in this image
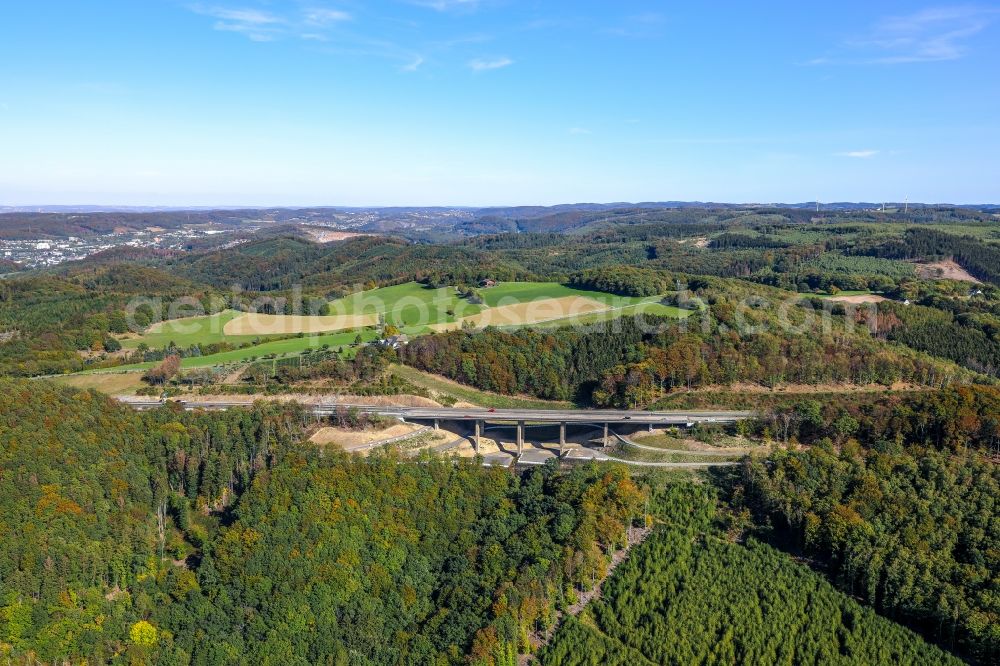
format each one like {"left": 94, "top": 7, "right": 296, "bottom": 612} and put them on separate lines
{"left": 400, "top": 283, "right": 982, "bottom": 405}
{"left": 0, "top": 379, "right": 307, "bottom": 662}
{"left": 0, "top": 379, "right": 645, "bottom": 663}
{"left": 2, "top": 203, "right": 995, "bottom": 239}
{"left": 539, "top": 484, "right": 964, "bottom": 666}
{"left": 855, "top": 227, "right": 1000, "bottom": 286}
{"left": 6, "top": 379, "right": 989, "bottom": 664}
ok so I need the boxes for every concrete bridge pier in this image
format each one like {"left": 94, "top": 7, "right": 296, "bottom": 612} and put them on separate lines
{"left": 517, "top": 420, "right": 525, "bottom": 456}
{"left": 433, "top": 418, "right": 440, "bottom": 431}
{"left": 603, "top": 422, "right": 609, "bottom": 448}
{"left": 559, "top": 422, "right": 566, "bottom": 456}
{"left": 473, "top": 420, "right": 482, "bottom": 453}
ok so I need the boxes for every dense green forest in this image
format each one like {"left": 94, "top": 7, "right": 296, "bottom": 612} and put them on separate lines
{"left": 726, "top": 384, "right": 1000, "bottom": 663}
{"left": 401, "top": 289, "right": 978, "bottom": 406}
{"left": 1, "top": 381, "right": 998, "bottom": 663}
{"left": 567, "top": 266, "right": 675, "bottom": 297}
{"left": 750, "top": 385, "right": 1000, "bottom": 453}
{"left": 873, "top": 301, "right": 1000, "bottom": 376}
{"left": 162, "top": 449, "right": 643, "bottom": 663}
{"left": 746, "top": 445, "right": 998, "bottom": 663}
{"left": 0, "top": 379, "right": 646, "bottom": 663}
{"left": 0, "top": 379, "right": 308, "bottom": 662}
{"left": 856, "top": 228, "right": 1000, "bottom": 286}
{"left": 0, "top": 266, "right": 224, "bottom": 376}
{"left": 539, "top": 484, "right": 961, "bottom": 665}
{"left": 400, "top": 317, "right": 655, "bottom": 401}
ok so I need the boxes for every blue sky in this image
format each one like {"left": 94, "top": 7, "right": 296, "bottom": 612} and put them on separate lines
{"left": 1, "top": 1, "right": 998, "bottom": 206}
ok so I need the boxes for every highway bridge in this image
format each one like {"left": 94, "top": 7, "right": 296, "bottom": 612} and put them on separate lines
{"left": 117, "top": 397, "right": 753, "bottom": 456}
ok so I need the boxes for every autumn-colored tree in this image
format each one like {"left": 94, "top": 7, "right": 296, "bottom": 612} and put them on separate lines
{"left": 144, "top": 354, "right": 180, "bottom": 384}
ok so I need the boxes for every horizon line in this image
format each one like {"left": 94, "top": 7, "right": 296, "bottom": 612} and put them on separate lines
{"left": 3, "top": 200, "right": 1000, "bottom": 212}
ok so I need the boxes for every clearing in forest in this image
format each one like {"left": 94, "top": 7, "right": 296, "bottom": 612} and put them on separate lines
{"left": 326, "top": 281, "right": 484, "bottom": 328}
{"left": 120, "top": 310, "right": 260, "bottom": 349}
{"left": 54, "top": 371, "right": 146, "bottom": 395}
{"left": 826, "top": 293, "right": 887, "bottom": 304}
{"left": 223, "top": 312, "right": 378, "bottom": 335}
{"left": 915, "top": 260, "right": 982, "bottom": 283}
{"left": 91, "top": 281, "right": 690, "bottom": 377}
{"left": 92, "top": 328, "right": 381, "bottom": 373}
{"left": 433, "top": 295, "right": 610, "bottom": 330}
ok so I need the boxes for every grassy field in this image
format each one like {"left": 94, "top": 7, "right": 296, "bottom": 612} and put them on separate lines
{"left": 53, "top": 372, "right": 146, "bottom": 394}
{"left": 476, "top": 283, "right": 695, "bottom": 328}
{"left": 432, "top": 295, "right": 612, "bottom": 331}
{"left": 833, "top": 221, "right": 1000, "bottom": 243}
{"left": 94, "top": 328, "right": 380, "bottom": 372}
{"left": 224, "top": 312, "right": 377, "bottom": 335}
{"left": 123, "top": 282, "right": 691, "bottom": 351}
{"left": 479, "top": 281, "right": 653, "bottom": 308}
{"left": 87, "top": 281, "right": 693, "bottom": 379}
{"left": 530, "top": 299, "right": 695, "bottom": 327}
{"left": 119, "top": 310, "right": 267, "bottom": 349}
{"left": 120, "top": 283, "right": 478, "bottom": 353}
{"left": 326, "top": 282, "right": 484, "bottom": 329}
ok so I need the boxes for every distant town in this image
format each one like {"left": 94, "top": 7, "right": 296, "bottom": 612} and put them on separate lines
{"left": 0, "top": 226, "right": 240, "bottom": 269}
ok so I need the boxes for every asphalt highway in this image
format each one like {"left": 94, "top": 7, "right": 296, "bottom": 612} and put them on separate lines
{"left": 117, "top": 397, "right": 753, "bottom": 424}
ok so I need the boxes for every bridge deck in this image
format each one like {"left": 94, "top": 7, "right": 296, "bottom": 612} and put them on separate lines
{"left": 117, "top": 398, "right": 752, "bottom": 424}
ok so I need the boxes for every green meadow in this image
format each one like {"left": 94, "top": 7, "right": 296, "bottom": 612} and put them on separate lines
{"left": 326, "top": 282, "right": 483, "bottom": 328}
{"left": 119, "top": 310, "right": 266, "bottom": 349}
{"left": 478, "top": 281, "right": 653, "bottom": 307}
{"left": 99, "top": 281, "right": 694, "bottom": 377}
{"left": 529, "top": 299, "right": 696, "bottom": 327}
{"left": 97, "top": 328, "right": 380, "bottom": 372}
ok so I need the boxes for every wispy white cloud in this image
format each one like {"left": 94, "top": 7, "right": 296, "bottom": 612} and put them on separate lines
{"left": 190, "top": 6, "right": 284, "bottom": 41}
{"left": 213, "top": 23, "right": 277, "bottom": 41}
{"left": 836, "top": 149, "right": 880, "bottom": 158}
{"left": 468, "top": 56, "right": 512, "bottom": 71}
{"left": 426, "top": 33, "right": 493, "bottom": 49}
{"left": 523, "top": 17, "right": 565, "bottom": 30}
{"left": 810, "top": 6, "right": 998, "bottom": 65}
{"left": 401, "top": 55, "right": 425, "bottom": 72}
{"left": 410, "top": 0, "right": 481, "bottom": 11}
{"left": 303, "top": 8, "right": 351, "bottom": 26}
{"left": 190, "top": 5, "right": 350, "bottom": 41}
{"left": 603, "top": 11, "right": 667, "bottom": 38}
{"left": 189, "top": 3, "right": 496, "bottom": 73}
{"left": 630, "top": 12, "right": 665, "bottom": 25}
{"left": 200, "top": 7, "right": 282, "bottom": 25}
{"left": 568, "top": 127, "right": 592, "bottom": 135}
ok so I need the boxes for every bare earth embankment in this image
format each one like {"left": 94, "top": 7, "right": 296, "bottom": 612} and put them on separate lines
{"left": 915, "top": 260, "right": 981, "bottom": 283}
{"left": 826, "top": 293, "right": 887, "bottom": 304}
{"left": 310, "top": 423, "right": 424, "bottom": 451}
